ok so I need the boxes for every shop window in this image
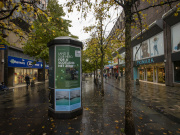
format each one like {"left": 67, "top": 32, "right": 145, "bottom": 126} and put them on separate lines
{"left": 139, "top": 69, "right": 144, "bottom": 80}
{"left": 33, "top": 69, "right": 38, "bottom": 81}
{"left": 158, "top": 68, "right": 165, "bottom": 83}
{"left": 171, "top": 22, "right": 180, "bottom": 52}
{"left": 133, "top": 44, "right": 141, "bottom": 61}
{"left": 14, "top": 68, "right": 24, "bottom": 85}
{"left": 147, "top": 68, "right": 153, "bottom": 82}
{"left": 149, "top": 32, "right": 164, "bottom": 57}
{"left": 174, "top": 61, "right": 180, "bottom": 83}
{"left": 140, "top": 40, "right": 150, "bottom": 59}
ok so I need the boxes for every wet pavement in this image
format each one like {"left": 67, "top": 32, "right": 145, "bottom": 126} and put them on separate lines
{"left": 0, "top": 77, "right": 180, "bottom": 135}
{"left": 105, "top": 77, "right": 180, "bottom": 123}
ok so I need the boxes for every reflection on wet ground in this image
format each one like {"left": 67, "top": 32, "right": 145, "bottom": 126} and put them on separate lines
{"left": 0, "top": 77, "right": 180, "bottom": 135}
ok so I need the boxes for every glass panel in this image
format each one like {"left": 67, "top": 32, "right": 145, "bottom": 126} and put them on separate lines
{"left": 171, "top": 22, "right": 180, "bottom": 52}
{"left": 33, "top": 69, "right": 38, "bottom": 81}
{"left": 133, "top": 44, "right": 141, "bottom": 61}
{"left": 174, "top": 61, "right": 180, "bottom": 83}
{"left": 14, "top": 68, "right": 24, "bottom": 85}
{"left": 147, "top": 68, "right": 153, "bottom": 82}
{"left": 154, "top": 68, "right": 157, "bottom": 82}
{"left": 140, "top": 40, "right": 150, "bottom": 59}
{"left": 139, "top": 69, "right": 144, "bottom": 80}
{"left": 158, "top": 68, "right": 165, "bottom": 83}
{"left": 149, "top": 32, "right": 164, "bottom": 57}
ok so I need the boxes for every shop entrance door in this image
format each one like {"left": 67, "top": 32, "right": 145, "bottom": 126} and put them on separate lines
{"left": 158, "top": 67, "right": 165, "bottom": 83}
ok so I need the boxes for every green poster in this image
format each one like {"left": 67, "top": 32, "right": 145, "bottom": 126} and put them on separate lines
{"left": 55, "top": 45, "right": 81, "bottom": 89}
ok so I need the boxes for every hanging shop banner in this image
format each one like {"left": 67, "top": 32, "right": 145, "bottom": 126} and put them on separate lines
{"left": 55, "top": 45, "right": 81, "bottom": 111}
{"left": 8, "top": 56, "right": 49, "bottom": 69}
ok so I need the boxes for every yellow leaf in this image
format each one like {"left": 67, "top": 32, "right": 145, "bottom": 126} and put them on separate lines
{"left": 139, "top": 117, "right": 143, "bottom": 120}
{"left": 84, "top": 107, "right": 90, "bottom": 110}
{"left": 174, "top": 12, "right": 178, "bottom": 16}
{"left": 0, "top": 1, "right": 4, "bottom": 8}
{"left": 42, "top": 126, "right": 45, "bottom": 129}
{"left": 61, "top": 18, "right": 63, "bottom": 23}
{"left": 138, "top": 129, "right": 141, "bottom": 132}
{"left": 31, "top": 25, "right": 34, "bottom": 29}
{"left": 115, "top": 126, "right": 119, "bottom": 129}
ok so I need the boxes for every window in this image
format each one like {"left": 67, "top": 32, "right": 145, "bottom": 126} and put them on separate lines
{"left": 174, "top": 61, "right": 180, "bottom": 83}
{"left": 171, "top": 22, "right": 180, "bottom": 52}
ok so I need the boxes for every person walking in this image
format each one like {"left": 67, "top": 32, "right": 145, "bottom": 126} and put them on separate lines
{"left": 25, "top": 74, "right": 30, "bottom": 89}
{"left": 115, "top": 72, "right": 118, "bottom": 80}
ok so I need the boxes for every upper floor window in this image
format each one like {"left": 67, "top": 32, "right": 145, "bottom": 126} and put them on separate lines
{"left": 171, "top": 22, "right": 180, "bottom": 53}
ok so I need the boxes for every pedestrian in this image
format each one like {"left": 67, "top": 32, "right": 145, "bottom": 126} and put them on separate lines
{"left": 25, "top": 74, "right": 30, "bottom": 88}
{"left": 105, "top": 74, "right": 107, "bottom": 79}
{"left": 115, "top": 72, "right": 118, "bottom": 80}
{"left": 0, "top": 82, "right": 9, "bottom": 91}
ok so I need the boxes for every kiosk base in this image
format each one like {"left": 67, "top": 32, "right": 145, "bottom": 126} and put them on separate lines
{"left": 48, "top": 107, "right": 83, "bottom": 119}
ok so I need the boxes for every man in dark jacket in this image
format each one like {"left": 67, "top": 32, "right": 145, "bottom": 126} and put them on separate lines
{"left": 25, "top": 74, "right": 30, "bottom": 88}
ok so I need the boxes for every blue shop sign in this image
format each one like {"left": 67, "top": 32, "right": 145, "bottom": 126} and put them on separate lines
{"left": 0, "top": 44, "right": 7, "bottom": 50}
{"left": 136, "top": 58, "right": 154, "bottom": 65}
{"left": 8, "top": 56, "right": 49, "bottom": 69}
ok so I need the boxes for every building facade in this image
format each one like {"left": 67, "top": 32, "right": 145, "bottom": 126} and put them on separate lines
{"left": 0, "top": 0, "right": 49, "bottom": 86}
{"left": 108, "top": 1, "right": 180, "bottom": 86}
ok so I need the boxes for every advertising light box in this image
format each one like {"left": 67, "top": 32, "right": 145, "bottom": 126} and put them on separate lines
{"left": 55, "top": 45, "right": 81, "bottom": 111}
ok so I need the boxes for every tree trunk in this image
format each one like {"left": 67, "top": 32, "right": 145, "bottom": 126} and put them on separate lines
{"left": 94, "top": 69, "right": 95, "bottom": 83}
{"left": 118, "top": 58, "right": 120, "bottom": 78}
{"left": 42, "top": 59, "right": 46, "bottom": 82}
{"left": 100, "top": 54, "right": 104, "bottom": 95}
{"left": 95, "top": 61, "right": 98, "bottom": 85}
{"left": 124, "top": 4, "right": 135, "bottom": 135}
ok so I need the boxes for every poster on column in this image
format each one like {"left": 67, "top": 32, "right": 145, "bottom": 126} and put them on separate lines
{"left": 55, "top": 45, "right": 81, "bottom": 111}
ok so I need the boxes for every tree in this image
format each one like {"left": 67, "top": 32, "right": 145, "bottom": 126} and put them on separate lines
{"left": 23, "top": 0, "right": 75, "bottom": 61}
{"left": 0, "top": 0, "right": 47, "bottom": 45}
{"left": 65, "top": 0, "right": 180, "bottom": 134}
{"left": 23, "top": 0, "right": 77, "bottom": 81}
{"left": 83, "top": 36, "right": 109, "bottom": 84}
{"left": 83, "top": 4, "right": 122, "bottom": 94}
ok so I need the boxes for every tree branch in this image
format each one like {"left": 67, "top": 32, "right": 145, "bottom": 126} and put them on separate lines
{"left": 132, "top": 0, "right": 180, "bottom": 14}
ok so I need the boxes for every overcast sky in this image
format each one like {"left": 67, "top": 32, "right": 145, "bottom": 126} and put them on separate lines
{"left": 58, "top": 0, "right": 122, "bottom": 43}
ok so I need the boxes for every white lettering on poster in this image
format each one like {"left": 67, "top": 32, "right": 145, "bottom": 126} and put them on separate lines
{"left": 58, "top": 52, "right": 74, "bottom": 68}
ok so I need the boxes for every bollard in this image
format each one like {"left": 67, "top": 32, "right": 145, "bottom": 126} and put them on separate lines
{"left": 136, "top": 79, "right": 140, "bottom": 85}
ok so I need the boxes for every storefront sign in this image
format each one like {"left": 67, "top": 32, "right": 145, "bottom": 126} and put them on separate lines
{"left": 55, "top": 45, "right": 81, "bottom": 111}
{"left": 0, "top": 44, "right": 7, "bottom": 50}
{"left": 8, "top": 56, "right": 49, "bottom": 69}
{"left": 136, "top": 58, "right": 154, "bottom": 65}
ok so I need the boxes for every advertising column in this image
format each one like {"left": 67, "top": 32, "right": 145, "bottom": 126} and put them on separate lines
{"left": 55, "top": 46, "right": 81, "bottom": 111}
{"left": 47, "top": 37, "right": 83, "bottom": 119}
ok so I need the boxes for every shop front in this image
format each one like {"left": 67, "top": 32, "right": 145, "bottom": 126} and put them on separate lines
{"left": 137, "top": 62, "right": 165, "bottom": 83}
{"left": 134, "top": 57, "right": 165, "bottom": 84}
{"left": 8, "top": 56, "right": 49, "bottom": 86}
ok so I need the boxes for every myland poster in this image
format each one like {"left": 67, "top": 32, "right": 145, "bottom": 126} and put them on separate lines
{"left": 55, "top": 45, "right": 81, "bottom": 111}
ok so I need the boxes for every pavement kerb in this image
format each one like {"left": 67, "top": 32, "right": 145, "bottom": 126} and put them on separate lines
{"left": 105, "top": 80, "right": 180, "bottom": 124}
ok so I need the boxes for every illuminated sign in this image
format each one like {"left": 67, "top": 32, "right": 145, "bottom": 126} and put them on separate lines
{"left": 136, "top": 58, "right": 154, "bottom": 65}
